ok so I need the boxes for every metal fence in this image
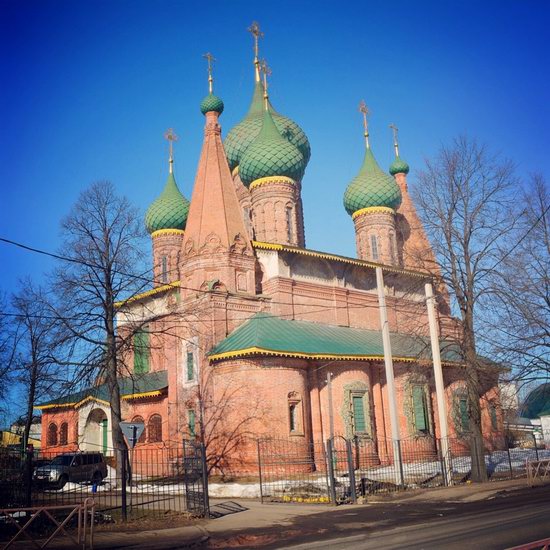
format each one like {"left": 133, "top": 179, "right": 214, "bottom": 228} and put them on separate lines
{"left": 257, "top": 434, "right": 550, "bottom": 505}
{"left": 0, "top": 440, "right": 209, "bottom": 530}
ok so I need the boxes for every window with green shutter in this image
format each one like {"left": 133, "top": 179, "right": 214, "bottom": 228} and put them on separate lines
{"left": 186, "top": 351, "right": 195, "bottom": 381}
{"left": 133, "top": 328, "right": 150, "bottom": 374}
{"left": 412, "top": 385, "right": 430, "bottom": 434}
{"left": 352, "top": 394, "right": 367, "bottom": 433}
{"left": 459, "top": 397, "right": 469, "bottom": 431}
{"left": 188, "top": 409, "right": 196, "bottom": 438}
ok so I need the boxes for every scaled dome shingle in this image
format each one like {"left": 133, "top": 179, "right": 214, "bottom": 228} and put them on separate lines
{"left": 145, "top": 173, "right": 190, "bottom": 234}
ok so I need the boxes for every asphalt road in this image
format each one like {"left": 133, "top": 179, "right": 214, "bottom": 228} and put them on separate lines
{"left": 207, "top": 485, "right": 550, "bottom": 549}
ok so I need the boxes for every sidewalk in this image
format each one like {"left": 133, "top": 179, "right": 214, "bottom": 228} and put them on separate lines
{"left": 11, "top": 477, "right": 546, "bottom": 549}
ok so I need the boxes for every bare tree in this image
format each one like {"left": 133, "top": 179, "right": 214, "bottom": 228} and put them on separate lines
{"left": 51, "top": 181, "right": 146, "bottom": 461}
{"left": 10, "top": 280, "right": 66, "bottom": 447}
{"left": 0, "top": 293, "right": 17, "bottom": 420}
{"left": 413, "top": 136, "right": 520, "bottom": 481}
{"left": 491, "top": 174, "right": 550, "bottom": 380}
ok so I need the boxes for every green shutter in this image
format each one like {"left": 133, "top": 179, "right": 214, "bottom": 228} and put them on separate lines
{"left": 413, "top": 386, "right": 429, "bottom": 433}
{"left": 101, "top": 419, "right": 108, "bottom": 453}
{"left": 188, "top": 410, "right": 196, "bottom": 438}
{"left": 459, "top": 398, "right": 469, "bottom": 431}
{"left": 352, "top": 395, "right": 366, "bottom": 433}
{"left": 186, "top": 352, "right": 194, "bottom": 381}
{"left": 134, "top": 329, "right": 150, "bottom": 374}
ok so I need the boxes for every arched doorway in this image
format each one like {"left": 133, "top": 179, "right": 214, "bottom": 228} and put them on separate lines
{"left": 83, "top": 408, "right": 108, "bottom": 453}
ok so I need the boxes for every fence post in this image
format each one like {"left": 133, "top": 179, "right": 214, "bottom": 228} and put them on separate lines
{"left": 506, "top": 444, "right": 513, "bottom": 479}
{"left": 437, "top": 439, "right": 447, "bottom": 487}
{"left": 326, "top": 439, "right": 337, "bottom": 505}
{"left": 532, "top": 432, "right": 540, "bottom": 461}
{"left": 24, "top": 448, "right": 33, "bottom": 509}
{"left": 345, "top": 439, "right": 357, "bottom": 504}
{"left": 120, "top": 448, "right": 128, "bottom": 522}
{"left": 257, "top": 440, "right": 264, "bottom": 504}
{"left": 200, "top": 442, "right": 210, "bottom": 518}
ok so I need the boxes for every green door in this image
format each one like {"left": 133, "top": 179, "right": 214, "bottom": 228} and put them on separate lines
{"left": 101, "top": 419, "right": 108, "bottom": 453}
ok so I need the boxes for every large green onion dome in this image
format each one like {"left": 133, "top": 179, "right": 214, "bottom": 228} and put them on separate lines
{"left": 224, "top": 81, "right": 311, "bottom": 173}
{"left": 344, "top": 147, "right": 402, "bottom": 216}
{"left": 389, "top": 156, "right": 410, "bottom": 176}
{"left": 200, "top": 93, "right": 224, "bottom": 115}
{"left": 145, "top": 172, "right": 190, "bottom": 234}
{"left": 239, "top": 108, "right": 306, "bottom": 188}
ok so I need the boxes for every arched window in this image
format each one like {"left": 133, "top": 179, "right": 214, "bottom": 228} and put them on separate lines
{"left": 131, "top": 415, "right": 147, "bottom": 444}
{"left": 59, "top": 422, "right": 68, "bottom": 445}
{"left": 286, "top": 207, "right": 294, "bottom": 244}
{"left": 288, "top": 392, "right": 303, "bottom": 434}
{"left": 47, "top": 423, "right": 58, "bottom": 446}
{"left": 148, "top": 414, "right": 162, "bottom": 443}
{"left": 370, "top": 234, "right": 379, "bottom": 261}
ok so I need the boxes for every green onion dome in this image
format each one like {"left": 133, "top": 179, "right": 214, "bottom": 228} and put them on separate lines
{"left": 145, "top": 172, "right": 190, "bottom": 234}
{"left": 224, "top": 81, "right": 310, "bottom": 173}
{"left": 344, "top": 147, "right": 402, "bottom": 216}
{"left": 200, "top": 93, "right": 224, "bottom": 115}
{"left": 389, "top": 156, "right": 410, "bottom": 176}
{"left": 239, "top": 108, "right": 306, "bottom": 188}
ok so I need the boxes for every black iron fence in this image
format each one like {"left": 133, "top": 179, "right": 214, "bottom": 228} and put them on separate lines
{"left": 0, "top": 441, "right": 209, "bottom": 524}
{"left": 257, "top": 434, "right": 550, "bottom": 505}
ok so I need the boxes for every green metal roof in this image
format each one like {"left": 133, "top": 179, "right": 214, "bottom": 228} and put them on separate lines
{"left": 239, "top": 109, "right": 306, "bottom": 187}
{"left": 36, "top": 370, "right": 168, "bottom": 409}
{"left": 209, "top": 313, "right": 461, "bottom": 363}
{"left": 389, "top": 156, "right": 410, "bottom": 176}
{"left": 520, "top": 383, "right": 550, "bottom": 419}
{"left": 200, "top": 93, "right": 224, "bottom": 115}
{"left": 223, "top": 81, "right": 311, "bottom": 172}
{"left": 145, "top": 173, "right": 190, "bottom": 234}
{"left": 344, "top": 147, "right": 402, "bottom": 215}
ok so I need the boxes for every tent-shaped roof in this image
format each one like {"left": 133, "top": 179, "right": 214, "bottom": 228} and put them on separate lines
{"left": 36, "top": 370, "right": 168, "bottom": 410}
{"left": 209, "top": 313, "right": 461, "bottom": 363}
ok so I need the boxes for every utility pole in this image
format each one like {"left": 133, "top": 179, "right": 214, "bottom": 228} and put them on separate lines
{"left": 327, "top": 371, "right": 335, "bottom": 440}
{"left": 376, "top": 267, "right": 404, "bottom": 485}
{"left": 425, "top": 282, "right": 452, "bottom": 485}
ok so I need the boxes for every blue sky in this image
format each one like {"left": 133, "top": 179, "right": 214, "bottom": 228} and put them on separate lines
{"left": 1, "top": 0, "right": 549, "bottom": 297}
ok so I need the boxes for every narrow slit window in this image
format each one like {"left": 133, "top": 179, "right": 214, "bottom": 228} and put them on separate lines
{"left": 188, "top": 410, "right": 196, "bottom": 438}
{"left": 133, "top": 328, "right": 150, "bottom": 374}
{"left": 370, "top": 235, "right": 379, "bottom": 261}
{"left": 412, "top": 385, "right": 430, "bottom": 434}
{"left": 186, "top": 351, "right": 195, "bottom": 381}
{"left": 286, "top": 207, "right": 294, "bottom": 243}
{"left": 352, "top": 394, "right": 367, "bottom": 433}
{"left": 161, "top": 256, "right": 168, "bottom": 283}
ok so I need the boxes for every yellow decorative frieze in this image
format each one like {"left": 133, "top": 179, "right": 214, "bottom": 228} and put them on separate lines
{"left": 249, "top": 175, "right": 295, "bottom": 191}
{"left": 351, "top": 206, "right": 395, "bottom": 220}
{"left": 114, "top": 281, "right": 181, "bottom": 308}
{"left": 151, "top": 228, "right": 185, "bottom": 238}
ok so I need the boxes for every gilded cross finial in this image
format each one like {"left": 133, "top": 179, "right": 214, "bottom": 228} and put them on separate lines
{"left": 389, "top": 123, "right": 400, "bottom": 157}
{"left": 164, "top": 128, "right": 178, "bottom": 174}
{"left": 359, "top": 100, "right": 370, "bottom": 149}
{"left": 203, "top": 52, "right": 216, "bottom": 94}
{"left": 247, "top": 21, "right": 264, "bottom": 82}
{"left": 260, "top": 59, "right": 271, "bottom": 109}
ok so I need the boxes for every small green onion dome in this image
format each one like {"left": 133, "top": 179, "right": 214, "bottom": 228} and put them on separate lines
{"left": 389, "top": 156, "right": 410, "bottom": 176}
{"left": 200, "top": 93, "right": 224, "bottom": 115}
{"left": 224, "top": 81, "right": 310, "bottom": 173}
{"left": 344, "top": 148, "right": 402, "bottom": 216}
{"left": 239, "top": 108, "right": 306, "bottom": 188}
{"left": 145, "top": 172, "right": 190, "bottom": 234}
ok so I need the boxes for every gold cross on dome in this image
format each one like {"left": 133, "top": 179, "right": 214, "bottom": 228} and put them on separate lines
{"left": 247, "top": 21, "right": 264, "bottom": 59}
{"left": 164, "top": 128, "right": 178, "bottom": 172}
{"left": 359, "top": 100, "right": 370, "bottom": 148}
{"left": 260, "top": 59, "right": 271, "bottom": 106}
{"left": 203, "top": 52, "right": 216, "bottom": 93}
{"left": 389, "top": 123, "right": 400, "bottom": 156}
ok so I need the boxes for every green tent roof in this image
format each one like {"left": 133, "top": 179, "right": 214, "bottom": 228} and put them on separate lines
{"left": 36, "top": 370, "right": 168, "bottom": 409}
{"left": 145, "top": 173, "right": 190, "bottom": 234}
{"left": 520, "top": 383, "right": 550, "bottom": 419}
{"left": 209, "top": 313, "right": 461, "bottom": 363}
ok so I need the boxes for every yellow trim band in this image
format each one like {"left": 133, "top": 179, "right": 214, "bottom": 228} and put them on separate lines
{"left": 352, "top": 206, "right": 395, "bottom": 220}
{"left": 249, "top": 176, "right": 295, "bottom": 191}
{"left": 232, "top": 165, "right": 240, "bottom": 178}
{"left": 252, "top": 241, "right": 427, "bottom": 278}
{"left": 151, "top": 229, "right": 185, "bottom": 238}
{"left": 115, "top": 281, "right": 181, "bottom": 308}
{"left": 123, "top": 390, "right": 164, "bottom": 400}
{"left": 209, "top": 345, "right": 458, "bottom": 365}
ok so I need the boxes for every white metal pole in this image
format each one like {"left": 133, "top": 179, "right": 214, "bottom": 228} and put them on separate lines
{"left": 425, "top": 282, "right": 452, "bottom": 485}
{"left": 376, "top": 267, "right": 403, "bottom": 485}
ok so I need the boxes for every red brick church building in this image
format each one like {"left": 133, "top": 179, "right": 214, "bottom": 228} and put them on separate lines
{"left": 38, "top": 28, "right": 503, "bottom": 474}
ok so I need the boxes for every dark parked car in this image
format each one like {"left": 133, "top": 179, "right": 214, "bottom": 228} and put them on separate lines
{"left": 33, "top": 452, "right": 108, "bottom": 489}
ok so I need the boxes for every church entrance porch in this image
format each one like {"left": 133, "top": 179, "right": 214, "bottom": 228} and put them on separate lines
{"left": 81, "top": 408, "right": 110, "bottom": 454}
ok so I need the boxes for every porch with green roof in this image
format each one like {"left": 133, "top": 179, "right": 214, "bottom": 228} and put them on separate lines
{"left": 208, "top": 313, "right": 461, "bottom": 364}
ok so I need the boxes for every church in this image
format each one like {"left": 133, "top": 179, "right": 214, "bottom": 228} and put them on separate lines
{"left": 37, "top": 24, "right": 504, "bottom": 474}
